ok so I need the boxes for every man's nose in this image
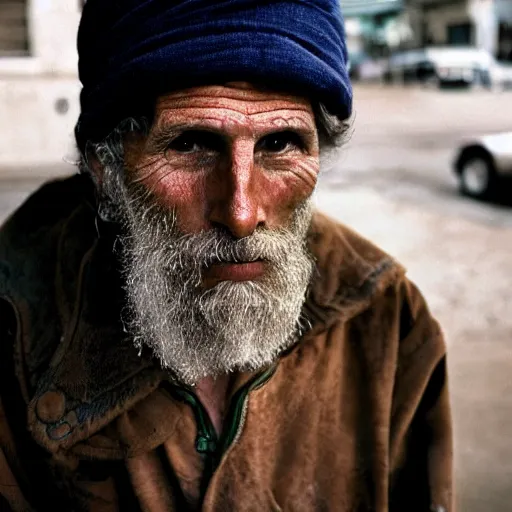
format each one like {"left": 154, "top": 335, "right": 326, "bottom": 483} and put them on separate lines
{"left": 208, "top": 138, "right": 266, "bottom": 239}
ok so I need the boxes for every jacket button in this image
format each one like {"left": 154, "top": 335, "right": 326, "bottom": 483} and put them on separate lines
{"left": 47, "top": 422, "right": 72, "bottom": 441}
{"left": 36, "top": 391, "right": 66, "bottom": 423}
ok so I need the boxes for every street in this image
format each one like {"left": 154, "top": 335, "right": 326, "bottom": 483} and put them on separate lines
{"left": 1, "top": 84, "right": 512, "bottom": 511}
{"left": 321, "top": 85, "right": 512, "bottom": 512}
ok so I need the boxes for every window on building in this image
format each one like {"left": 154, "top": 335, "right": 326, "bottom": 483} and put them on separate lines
{"left": 498, "top": 22, "right": 512, "bottom": 62}
{"left": 447, "top": 23, "right": 473, "bottom": 46}
{"left": 0, "top": 0, "right": 29, "bottom": 57}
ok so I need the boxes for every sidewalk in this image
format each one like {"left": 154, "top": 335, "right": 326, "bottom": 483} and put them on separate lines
{"left": 316, "top": 185, "right": 512, "bottom": 512}
{"left": 0, "top": 162, "right": 75, "bottom": 182}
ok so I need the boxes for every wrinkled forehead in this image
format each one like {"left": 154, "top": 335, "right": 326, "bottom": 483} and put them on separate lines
{"left": 152, "top": 83, "right": 316, "bottom": 132}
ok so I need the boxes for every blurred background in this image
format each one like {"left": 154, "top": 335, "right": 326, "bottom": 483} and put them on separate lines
{"left": 0, "top": 0, "right": 511, "bottom": 510}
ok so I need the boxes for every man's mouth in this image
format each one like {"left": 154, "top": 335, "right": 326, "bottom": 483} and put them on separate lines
{"left": 203, "top": 260, "right": 267, "bottom": 283}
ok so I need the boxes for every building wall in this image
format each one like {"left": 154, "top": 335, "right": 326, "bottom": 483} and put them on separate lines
{"left": 495, "top": 0, "right": 512, "bottom": 60}
{"left": 469, "top": 0, "right": 498, "bottom": 55}
{"left": 496, "top": 0, "right": 512, "bottom": 23}
{"left": 423, "top": 1, "right": 471, "bottom": 45}
{"left": 0, "top": 0, "right": 81, "bottom": 167}
{"left": 407, "top": 0, "right": 507, "bottom": 57}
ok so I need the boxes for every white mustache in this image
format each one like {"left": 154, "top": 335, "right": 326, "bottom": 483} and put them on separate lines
{"left": 172, "top": 231, "right": 287, "bottom": 270}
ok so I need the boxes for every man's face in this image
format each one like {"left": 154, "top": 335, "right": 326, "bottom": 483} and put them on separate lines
{"left": 100, "top": 83, "right": 319, "bottom": 384}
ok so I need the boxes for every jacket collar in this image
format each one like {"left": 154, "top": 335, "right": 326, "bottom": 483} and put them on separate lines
{"left": 23, "top": 200, "right": 403, "bottom": 455}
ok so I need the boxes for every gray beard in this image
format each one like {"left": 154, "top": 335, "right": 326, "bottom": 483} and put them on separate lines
{"left": 106, "top": 178, "right": 314, "bottom": 386}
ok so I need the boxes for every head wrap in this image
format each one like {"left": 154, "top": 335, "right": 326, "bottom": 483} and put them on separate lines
{"left": 75, "top": 0, "right": 352, "bottom": 150}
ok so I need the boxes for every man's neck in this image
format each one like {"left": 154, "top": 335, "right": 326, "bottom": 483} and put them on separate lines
{"left": 194, "top": 375, "right": 232, "bottom": 437}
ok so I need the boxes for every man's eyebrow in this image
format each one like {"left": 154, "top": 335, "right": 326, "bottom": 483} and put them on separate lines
{"left": 149, "top": 116, "right": 229, "bottom": 141}
{"left": 152, "top": 122, "right": 198, "bottom": 139}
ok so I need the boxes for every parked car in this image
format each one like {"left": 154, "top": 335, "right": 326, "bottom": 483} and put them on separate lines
{"left": 453, "top": 132, "right": 512, "bottom": 199}
{"left": 385, "top": 47, "right": 512, "bottom": 89}
{"left": 384, "top": 49, "right": 436, "bottom": 84}
{"left": 348, "top": 51, "right": 386, "bottom": 82}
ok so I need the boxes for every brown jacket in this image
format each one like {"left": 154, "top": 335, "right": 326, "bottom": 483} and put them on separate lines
{"left": 0, "top": 175, "right": 453, "bottom": 511}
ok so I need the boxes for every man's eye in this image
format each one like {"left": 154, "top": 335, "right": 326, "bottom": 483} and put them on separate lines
{"left": 167, "top": 131, "right": 223, "bottom": 154}
{"left": 256, "top": 132, "right": 305, "bottom": 154}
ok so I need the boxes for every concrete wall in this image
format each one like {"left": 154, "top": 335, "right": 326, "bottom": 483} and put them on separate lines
{"left": 408, "top": 0, "right": 506, "bottom": 56}
{"left": 423, "top": 1, "right": 471, "bottom": 44}
{"left": 0, "top": 0, "right": 81, "bottom": 168}
{"left": 469, "top": 0, "right": 498, "bottom": 56}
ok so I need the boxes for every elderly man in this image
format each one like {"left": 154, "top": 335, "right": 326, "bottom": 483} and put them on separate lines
{"left": 0, "top": 1, "right": 452, "bottom": 511}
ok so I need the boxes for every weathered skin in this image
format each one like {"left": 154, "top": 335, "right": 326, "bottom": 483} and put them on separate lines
{"left": 121, "top": 82, "right": 320, "bottom": 435}
{"left": 124, "top": 83, "right": 320, "bottom": 239}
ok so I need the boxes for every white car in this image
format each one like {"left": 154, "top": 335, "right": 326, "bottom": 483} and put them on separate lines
{"left": 454, "top": 132, "right": 512, "bottom": 199}
{"left": 427, "top": 47, "right": 482, "bottom": 85}
{"left": 386, "top": 47, "right": 512, "bottom": 89}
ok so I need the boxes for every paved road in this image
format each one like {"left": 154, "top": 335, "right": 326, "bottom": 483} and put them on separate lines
{"left": 322, "top": 84, "right": 512, "bottom": 227}
{"left": 317, "top": 85, "right": 512, "bottom": 512}
{"left": 1, "top": 85, "right": 512, "bottom": 511}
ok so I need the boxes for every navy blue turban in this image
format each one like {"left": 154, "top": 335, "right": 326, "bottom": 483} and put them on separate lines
{"left": 76, "top": 0, "right": 352, "bottom": 150}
